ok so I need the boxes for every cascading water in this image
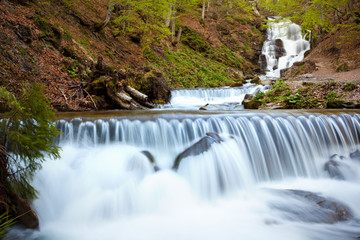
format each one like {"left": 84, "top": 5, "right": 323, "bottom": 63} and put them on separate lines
{"left": 10, "top": 111, "right": 360, "bottom": 240}
{"left": 260, "top": 18, "right": 311, "bottom": 79}
{"left": 167, "top": 85, "right": 267, "bottom": 109}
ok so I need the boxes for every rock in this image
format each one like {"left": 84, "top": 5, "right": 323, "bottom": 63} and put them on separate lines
{"left": 141, "top": 150, "right": 160, "bottom": 172}
{"left": 229, "top": 81, "right": 243, "bottom": 87}
{"left": 260, "top": 80, "right": 273, "bottom": 86}
{"left": 341, "top": 102, "right": 356, "bottom": 109}
{"left": 274, "top": 39, "right": 286, "bottom": 59}
{"left": 270, "top": 189, "right": 353, "bottom": 224}
{"left": 259, "top": 54, "right": 267, "bottom": 72}
{"left": 350, "top": 149, "right": 360, "bottom": 161}
{"left": 324, "top": 160, "right": 345, "bottom": 180}
{"left": 173, "top": 133, "right": 222, "bottom": 170}
{"left": 251, "top": 76, "right": 261, "bottom": 84}
{"left": 143, "top": 70, "right": 171, "bottom": 103}
{"left": 11, "top": 194, "right": 39, "bottom": 229}
{"left": 243, "top": 93, "right": 253, "bottom": 101}
{"left": 243, "top": 99, "right": 261, "bottom": 109}
{"left": 262, "top": 102, "right": 283, "bottom": 109}
{"left": 303, "top": 74, "right": 314, "bottom": 78}
{"left": 326, "top": 100, "right": 345, "bottom": 109}
{"left": 199, "top": 103, "right": 243, "bottom": 111}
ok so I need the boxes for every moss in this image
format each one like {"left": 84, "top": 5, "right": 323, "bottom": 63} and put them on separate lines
{"left": 243, "top": 99, "right": 262, "bottom": 109}
{"left": 181, "top": 26, "right": 211, "bottom": 53}
{"left": 336, "top": 62, "right": 349, "bottom": 72}
{"left": 342, "top": 82, "right": 357, "bottom": 91}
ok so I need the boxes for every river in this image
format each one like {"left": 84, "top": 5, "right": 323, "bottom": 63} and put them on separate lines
{"left": 9, "top": 19, "right": 360, "bottom": 240}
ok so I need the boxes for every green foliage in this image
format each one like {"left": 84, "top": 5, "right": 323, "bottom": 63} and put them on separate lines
{"left": 342, "top": 82, "right": 357, "bottom": 91}
{"left": 62, "top": 59, "right": 79, "bottom": 78}
{"left": 0, "top": 212, "right": 16, "bottom": 238}
{"left": 113, "top": 0, "right": 182, "bottom": 47}
{"left": 325, "top": 90, "right": 340, "bottom": 100}
{"left": 0, "top": 83, "right": 60, "bottom": 200}
{"left": 181, "top": 26, "right": 211, "bottom": 53}
{"left": 259, "top": 0, "right": 351, "bottom": 37}
{"left": 255, "top": 79, "right": 320, "bottom": 108}
{"left": 161, "top": 46, "right": 235, "bottom": 88}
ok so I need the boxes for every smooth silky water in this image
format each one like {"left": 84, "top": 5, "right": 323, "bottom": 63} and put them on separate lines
{"left": 9, "top": 110, "right": 360, "bottom": 240}
{"left": 9, "top": 20, "right": 360, "bottom": 240}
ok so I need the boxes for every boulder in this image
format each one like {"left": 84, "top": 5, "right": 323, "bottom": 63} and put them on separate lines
{"left": 270, "top": 189, "right": 353, "bottom": 224}
{"left": 350, "top": 149, "right": 360, "bottom": 161}
{"left": 199, "top": 103, "right": 243, "bottom": 111}
{"left": 326, "top": 100, "right": 344, "bottom": 109}
{"left": 324, "top": 160, "right": 345, "bottom": 180}
{"left": 259, "top": 54, "right": 267, "bottom": 72}
{"left": 250, "top": 76, "right": 261, "bottom": 84}
{"left": 229, "top": 81, "right": 243, "bottom": 87}
{"left": 172, "top": 133, "right": 222, "bottom": 170}
{"left": 243, "top": 99, "right": 262, "bottom": 109}
{"left": 141, "top": 150, "right": 160, "bottom": 172}
{"left": 274, "top": 39, "right": 286, "bottom": 59}
{"left": 11, "top": 194, "right": 39, "bottom": 229}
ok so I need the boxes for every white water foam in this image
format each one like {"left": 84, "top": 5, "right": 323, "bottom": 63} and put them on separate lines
{"left": 167, "top": 85, "right": 267, "bottom": 109}
{"left": 9, "top": 113, "right": 360, "bottom": 240}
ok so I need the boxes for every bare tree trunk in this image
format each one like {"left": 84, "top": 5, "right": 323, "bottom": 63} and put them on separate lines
{"left": 176, "top": 26, "right": 182, "bottom": 44}
{"left": 171, "top": 19, "right": 176, "bottom": 42}
{"left": 347, "top": 0, "right": 355, "bottom": 17}
{"left": 95, "top": 0, "right": 115, "bottom": 31}
{"left": 165, "top": 4, "right": 172, "bottom": 26}
{"left": 202, "top": 0, "right": 206, "bottom": 19}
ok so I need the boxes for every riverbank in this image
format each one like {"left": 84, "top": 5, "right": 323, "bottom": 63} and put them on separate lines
{"left": 0, "top": 0, "right": 264, "bottom": 111}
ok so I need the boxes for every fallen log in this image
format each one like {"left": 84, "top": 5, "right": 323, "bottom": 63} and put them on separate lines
{"left": 125, "top": 86, "right": 155, "bottom": 108}
{"left": 106, "top": 86, "right": 146, "bottom": 110}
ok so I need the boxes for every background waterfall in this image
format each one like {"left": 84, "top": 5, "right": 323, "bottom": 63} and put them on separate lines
{"left": 260, "top": 18, "right": 311, "bottom": 78}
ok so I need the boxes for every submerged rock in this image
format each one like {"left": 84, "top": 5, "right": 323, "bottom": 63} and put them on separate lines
{"left": 199, "top": 103, "right": 243, "bottom": 111}
{"left": 350, "top": 149, "right": 360, "bottom": 161}
{"left": 324, "top": 160, "right": 345, "bottom": 180}
{"left": 141, "top": 150, "right": 160, "bottom": 172}
{"left": 270, "top": 189, "right": 353, "bottom": 224}
{"left": 172, "top": 133, "right": 223, "bottom": 170}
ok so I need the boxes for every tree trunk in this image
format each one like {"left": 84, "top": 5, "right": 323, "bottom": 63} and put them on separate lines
{"left": 347, "top": 0, "right": 354, "bottom": 17}
{"left": 171, "top": 19, "right": 175, "bottom": 42}
{"left": 106, "top": 86, "right": 146, "bottom": 110}
{"left": 202, "top": 0, "right": 206, "bottom": 19}
{"left": 176, "top": 26, "right": 182, "bottom": 44}
{"left": 95, "top": 0, "right": 115, "bottom": 31}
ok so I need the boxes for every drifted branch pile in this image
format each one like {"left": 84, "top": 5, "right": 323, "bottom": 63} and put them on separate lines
{"left": 84, "top": 57, "right": 170, "bottom": 110}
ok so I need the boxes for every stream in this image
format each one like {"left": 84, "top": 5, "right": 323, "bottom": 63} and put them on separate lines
{"left": 9, "top": 19, "right": 360, "bottom": 240}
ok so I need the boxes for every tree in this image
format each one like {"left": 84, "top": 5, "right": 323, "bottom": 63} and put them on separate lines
{"left": 258, "top": 0, "right": 352, "bottom": 37}
{"left": 0, "top": 82, "right": 60, "bottom": 227}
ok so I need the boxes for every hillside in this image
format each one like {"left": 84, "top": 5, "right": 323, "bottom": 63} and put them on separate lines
{"left": 0, "top": 0, "right": 265, "bottom": 111}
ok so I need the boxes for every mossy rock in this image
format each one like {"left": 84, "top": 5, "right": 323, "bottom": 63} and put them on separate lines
{"left": 326, "top": 100, "right": 345, "bottom": 109}
{"left": 85, "top": 76, "right": 108, "bottom": 95}
{"left": 251, "top": 76, "right": 261, "bottom": 84}
{"left": 230, "top": 81, "right": 243, "bottom": 87}
{"left": 243, "top": 99, "right": 262, "bottom": 109}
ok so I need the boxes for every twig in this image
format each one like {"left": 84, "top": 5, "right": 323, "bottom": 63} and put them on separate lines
{"left": 58, "top": 87, "right": 68, "bottom": 104}
{"left": 83, "top": 88, "right": 97, "bottom": 110}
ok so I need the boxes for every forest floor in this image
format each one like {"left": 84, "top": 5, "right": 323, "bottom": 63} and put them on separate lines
{"left": 0, "top": 0, "right": 359, "bottom": 111}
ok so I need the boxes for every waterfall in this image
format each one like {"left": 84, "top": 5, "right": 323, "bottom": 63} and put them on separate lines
{"left": 260, "top": 18, "right": 311, "bottom": 79}
{"left": 10, "top": 112, "right": 360, "bottom": 240}
{"left": 167, "top": 85, "right": 267, "bottom": 109}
